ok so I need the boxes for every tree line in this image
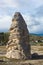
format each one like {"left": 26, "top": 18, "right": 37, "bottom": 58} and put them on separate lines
{"left": 0, "top": 32, "right": 9, "bottom": 45}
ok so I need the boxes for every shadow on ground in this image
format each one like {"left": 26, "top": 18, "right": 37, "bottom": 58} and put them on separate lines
{"left": 31, "top": 53, "right": 43, "bottom": 60}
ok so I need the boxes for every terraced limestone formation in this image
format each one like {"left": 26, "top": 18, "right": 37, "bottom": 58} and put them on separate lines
{"left": 6, "top": 12, "right": 31, "bottom": 59}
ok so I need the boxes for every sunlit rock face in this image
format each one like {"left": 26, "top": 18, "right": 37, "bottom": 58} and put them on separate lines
{"left": 6, "top": 12, "right": 31, "bottom": 59}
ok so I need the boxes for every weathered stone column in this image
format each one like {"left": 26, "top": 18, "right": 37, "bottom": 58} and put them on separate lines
{"left": 6, "top": 12, "right": 31, "bottom": 59}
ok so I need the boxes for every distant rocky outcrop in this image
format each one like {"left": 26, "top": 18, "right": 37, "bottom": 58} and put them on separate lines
{"left": 6, "top": 12, "right": 31, "bottom": 59}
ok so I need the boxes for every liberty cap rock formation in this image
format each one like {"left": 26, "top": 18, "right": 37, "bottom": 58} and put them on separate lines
{"left": 6, "top": 12, "right": 31, "bottom": 59}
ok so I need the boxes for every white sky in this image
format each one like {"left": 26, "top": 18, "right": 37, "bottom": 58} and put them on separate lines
{"left": 0, "top": 0, "right": 43, "bottom": 34}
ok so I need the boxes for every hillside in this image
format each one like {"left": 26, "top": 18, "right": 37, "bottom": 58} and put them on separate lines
{"left": 0, "top": 32, "right": 43, "bottom": 45}
{"left": 29, "top": 34, "right": 43, "bottom": 45}
{"left": 30, "top": 33, "right": 43, "bottom": 40}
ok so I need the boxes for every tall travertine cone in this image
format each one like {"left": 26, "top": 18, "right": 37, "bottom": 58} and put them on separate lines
{"left": 6, "top": 12, "right": 31, "bottom": 59}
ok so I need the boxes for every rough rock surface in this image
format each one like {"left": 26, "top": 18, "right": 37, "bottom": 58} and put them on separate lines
{"left": 6, "top": 12, "right": 31, "bottom": 59}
